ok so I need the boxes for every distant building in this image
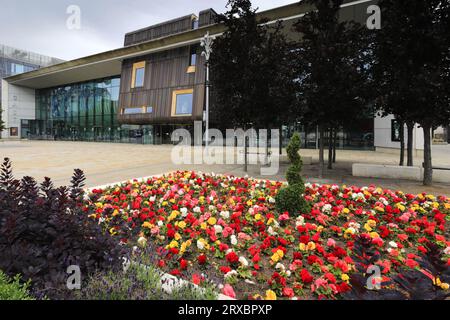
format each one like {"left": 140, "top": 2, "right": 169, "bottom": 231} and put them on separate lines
{"left": 0, "top": 44, "right": 63, "bottom": 137}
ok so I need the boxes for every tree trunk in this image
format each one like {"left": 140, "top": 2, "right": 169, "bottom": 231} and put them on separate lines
{"left": 399, "top": 120, "right": 405, "bottom": 166}
{"left": 319, "top": 125, "right": 324, "bottom": 178}
{"left": 279, "top": 126, "right": 283, "bottom": 155}
{"left": 265, "top": 127, "right": 270, "bottom": 166}
{"left": 327, "top": 128, "right": 333, "bottom": 169}
{"left": 422, "top": 124, "right": 433, "bottom": 186}
{"left": 332, "top": 128, "right": 337, "bottom": 163}
{"left": 406, "top": 121, "right": 414, "bottom": 167}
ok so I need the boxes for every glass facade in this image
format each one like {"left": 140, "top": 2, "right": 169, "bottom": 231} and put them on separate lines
{"left": 29, "top": 76, "right": 160, "bottom": 144}
{"left": 281, "top": 119, "right": 375, "bottom": 151}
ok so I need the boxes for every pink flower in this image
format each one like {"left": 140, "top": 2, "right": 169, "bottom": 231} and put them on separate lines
{"left": 222, "top": 284, "right": 236, "bottom": 299}
{"left": 327, "top": 238, "right": 336, "bottom": 247}
{"left": 282, "top": 287, "right": 295, "bottom": 298}
{"left": 223, "top": 227, "right": 233, "bottom": 238}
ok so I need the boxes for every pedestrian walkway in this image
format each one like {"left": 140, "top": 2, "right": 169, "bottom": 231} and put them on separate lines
{"left": 1, "top": 140, "right": 449, "bottom": 196}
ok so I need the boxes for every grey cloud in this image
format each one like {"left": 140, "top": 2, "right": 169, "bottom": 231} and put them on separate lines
{"left": 0, "top": 0, "right": 296, "bottom": 60}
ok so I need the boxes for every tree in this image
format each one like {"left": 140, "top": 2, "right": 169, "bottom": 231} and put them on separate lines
{"left": 210, "top": 0, "right": 296, "bottom": 132}
{"left": 374, "top": 0, "right": 450, "bottom": 185}
{"left": 293, "top": 0, "right": 372, "bottom": 176}
{"left": 275, "top": 133, "right": 310, "bottom": 215}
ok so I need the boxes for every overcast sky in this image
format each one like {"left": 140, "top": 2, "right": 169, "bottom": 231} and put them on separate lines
{"left": 0, "top": 0, "right": 296, "bottom": 61}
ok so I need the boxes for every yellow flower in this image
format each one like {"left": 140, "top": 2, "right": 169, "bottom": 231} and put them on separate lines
{"left": 162, "top": 201, "right": 168, "bottom": 207}
{"left": 169, "top": 240, "right": 179, "bottom": 248}
{"left": 440, "top": 283, "right": 449, "bottom": 290}
{"left": 342, "top": 208, "right": 350, "bottom": 214}
{"left": 367, "top": 219, "right": 377, "bottom": 228}
{"left": 201, "top": 222, "right": 207, "bottom": 230}
{"left": 395, "top": 203, "right": 405, "bottom": 212}
{"left": 247, "top": 200, "right": 253, "bottom": 206}
{"left": 271, "top": 250, "right": 284, "bottom": 263}
{"left": 267, "top": 218, "right": 275, "bottom": 225}
{"left": 299, "top": 243, "right": 306, "bottom": 251}
{"left": 174, "top": 233, "right": 181, "bottom": 241}
{"left": 255, "top": 214, "right": 262, "bottom": 221}
{"left": 143, "top": 221, "right": 153, "bottom": 229}
{"left": 208, "top": 217, "right": 217, "bottom": 226}
{"left": 341, "top": 274, "right": 350, "bottom": 282}
{"left": 364, "top": 223, "right": 372, "bottom": 232}
{"left": 95, "top": 202, "right": 103, "bottom": 208}
{"left": 370, "top": 232, "right": 380, "bottom": 238}
{"left": 109, "top": 227, "right": 117, "bottom": 235}
{"left": 112, "top": 209, "right": 119, "bottom": 217}
{"left": 168, "top": 210, "right": 179, "bottom": 222}
{"left": 180, "top": 240, "right": 192, "bottom": 255}
{"left": 170, "top": 198, "right": 176, "bottom": 204}
{"left": 344, "top": 228, "right": 356, "bottom": 239}
{"left": 178, "top": 221, "right": 187, "bottom": 229}
{"left": 265, "top": 290, "right": 277, "bottom": 300}
{"left": 306, "top": 241, "right": 316, "bottom": 251}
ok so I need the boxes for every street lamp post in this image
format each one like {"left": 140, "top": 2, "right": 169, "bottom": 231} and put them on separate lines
{"left": 201, "top": 32, "right": 214, "bottom": 147}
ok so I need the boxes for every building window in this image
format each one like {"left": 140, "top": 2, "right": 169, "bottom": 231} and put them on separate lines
{"left": 10, "top": 127, "right": 19, "bottom": 137}
{"left": 391, "top": 119, "right": 402, "bottom": 142}
{"left": 172, "top": 89, "right": 194, "bottom": 116}
{"left": 123, "top": 107, "right": 143, "bottom": 115}
{"left": 122, "top": 106, "right": 153, "bottom": 115}
{"left": 11, "top": 63, "right": 25, "bottom": 75}
{"left": 187, "top": 46, "right": 197, "bottom": 73}
{"left": 131, "top": 61, "right": 146, "bottom": 88}
{"left": 192, "top": 18, "right": 199, "bottom": 30}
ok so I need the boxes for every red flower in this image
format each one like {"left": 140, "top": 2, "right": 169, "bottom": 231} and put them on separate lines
{"left": 170, "top": 269, "right": 181, "bottom": 276}
{"left": 192, "top": 274, "right": 202, "bottom": 285}
{"left": 220, "top": 266, "right": 232, "bottom": 274}
{"left": 226, "top": 252, "right": 239, "bottom": 264}
{"left": 417, "top": 246, "right": 427, "bottom": 254}
{"left": 180, "top": 259, "right": 188, "bottom": 270}
{"left": 198, "top": 254, "right": 207, "bottom": 265}
{"left": 300, "top": 269, "right": 314, "bottom": 284}
{"left": 405, "top": 258, "right": 419, "bottom": 269}
{"left": 324, "top": 272, "right": 337, "bottom": 284}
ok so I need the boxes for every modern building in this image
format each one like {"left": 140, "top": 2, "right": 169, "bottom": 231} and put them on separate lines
{"left": 3, "top": 0, "right": 440, "bottom": 151}
{"left": 0, "top": 44, "right": 64, "bottom": 137}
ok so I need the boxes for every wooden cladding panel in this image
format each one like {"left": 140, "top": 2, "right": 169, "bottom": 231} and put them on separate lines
{"left": 118, "top": 46, "right": 205, "bottom": 125}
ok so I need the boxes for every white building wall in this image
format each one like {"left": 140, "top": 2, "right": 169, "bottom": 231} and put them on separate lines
{"left": 1, "top": 80, "right": 36, "bottom": 139}
{"left": 374, "top": 114, "right": 424, "bottom": 152}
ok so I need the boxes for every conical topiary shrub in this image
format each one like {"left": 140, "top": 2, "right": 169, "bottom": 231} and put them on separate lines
{"left": 275, "top": 133, "right": 311, "bottom": 216}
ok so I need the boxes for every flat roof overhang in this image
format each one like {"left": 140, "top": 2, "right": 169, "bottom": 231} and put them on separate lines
{"left": 4, "top": 0, "right": 373, "bottom": 90}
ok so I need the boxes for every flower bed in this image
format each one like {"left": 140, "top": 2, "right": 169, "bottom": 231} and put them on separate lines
{"left": 85, "top": 171, "right": 450, "bottom": 300}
